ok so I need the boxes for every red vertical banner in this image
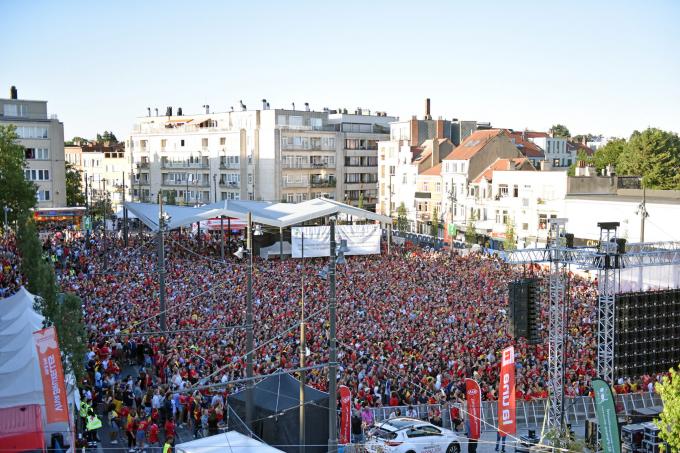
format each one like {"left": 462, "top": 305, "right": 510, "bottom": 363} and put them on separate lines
{"left": 33, "top": 327, "right": 69, "bottom": 424}
{"left": 339, "top": 385, "right": 352, "bottom": 444}
{"left": 497, "top": 346, "right": 516, "bottom": 435}
{"left": 465, "top": 378, "right": 482, "bottom": 440}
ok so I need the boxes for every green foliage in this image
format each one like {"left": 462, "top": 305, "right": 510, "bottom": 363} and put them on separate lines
{"left": 464, "top": 210, "right": 478, "bottom": 246}
{"left": 550, "top": 124, "right": 571, "bottom": 138}
{"left": 567, "top": 150, "right": 594, "bottom": 176}
{"left": 95, "top": 130, "right": 118, "bottom": 143}
{"left": 543, "top": 428, "right": 586, "bottom": 452}
{"left": 396, "top": 202, "right": 408, "bottom": 231}
{"left": 17, "top": 218, "right": 86, "bottom": 380}
{"left": 64, "top": 136, "right": 89, "bottom": 146}
{"left": 655, "top": 365, "right": 680, "bottom": 451}
{"left": 91, "top": 198, "right": 113, "bottom": 221}
{"left": 593, "top": 138, "right": 625, "bottom": 172}
{"left": 504, "top": 217, "right": 516, "bottom": 251}
{"left": 430, "top": 207, "right": 439, "bottom": 237}
{"left": 65, "top": 162, "right": 86, "bottom": 207}
{"left": 0, "top": 125, "right": 37, "bottom": 223}
{"left": 165, "top": 190, "right": 177, "bottom": 205}
{"left": 617, "top": 128, "right": 680, "bottom": 190}
{"left": 357, "top": 192, "right": 364, "bottom": 210}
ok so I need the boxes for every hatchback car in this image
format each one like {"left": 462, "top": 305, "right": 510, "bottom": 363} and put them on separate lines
{"left": 364, "top": 417, "right": 461, "bottom": 453}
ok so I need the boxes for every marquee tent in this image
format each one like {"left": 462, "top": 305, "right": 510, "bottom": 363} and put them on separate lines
{"left": 175, "top": 431, "right": 284, "bottom": 453}
{"left": 123, "top": 197, "right": 391, "bottom": 232}
{"left": 227, "top": 373, "right": 329, "bottom": 453}
{"left": 0, "top": 288, "right": 78, "bottom": 450}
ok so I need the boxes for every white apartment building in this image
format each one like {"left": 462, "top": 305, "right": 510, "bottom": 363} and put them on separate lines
{"left": 127, "top": 105, "right": 394, "bottom": 208}
{"left": 0, "top": 86, "right": 66, "bottom": 207}
{"left": 529, "top": 135, "right": 572, "bottom": 168}
{"left": 65, "top": 142, "right": 127, "bottom": 210}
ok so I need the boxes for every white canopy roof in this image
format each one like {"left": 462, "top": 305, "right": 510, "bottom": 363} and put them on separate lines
{"left": 0, "top": 288, "right": 45, "bottom": 408}
{"left": 124, "top": 198, "right": 391, "bottom": 232}
{"left": 175, "top": 431, "right": 284, "bottom": 453}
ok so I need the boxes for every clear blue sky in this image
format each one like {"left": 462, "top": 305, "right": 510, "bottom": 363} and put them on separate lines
{"left": 2, "top": 0, "right": 679, "bottom": 140}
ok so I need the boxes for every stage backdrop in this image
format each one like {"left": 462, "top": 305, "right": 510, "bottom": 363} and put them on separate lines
{"left": 291, "top": 225, "right": 381, "bottom": 258}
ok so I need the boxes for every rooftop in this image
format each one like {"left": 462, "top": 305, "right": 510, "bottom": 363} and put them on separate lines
{"left": 443, "top": 129, "right": 503, "bottom": 161}
{"left": 473, "top": 157, "right": 534, "bottom": 183}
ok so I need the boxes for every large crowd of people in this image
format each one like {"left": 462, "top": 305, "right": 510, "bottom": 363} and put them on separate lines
{"left": 0, "top": 224, "right": 664, "bottom": 446}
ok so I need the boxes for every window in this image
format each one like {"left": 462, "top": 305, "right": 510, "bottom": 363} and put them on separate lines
{"left": 502, "top": 210, "right": 509, "bottom": 224}
{"left": 161, "top": 139, "right": 167, "bottom": 150}
{"left": 499, "top": 185, "right": 509, "bottom": 197}
{"left": 289, "top": 116, "right": 303, "bottom": 127}
{"left": 202, "top": 138, "right": 208, "bottom": 148}
{"left": 37, "top": 189, "right": 50, "bottom": 201}
{"left": 220, "top": 137, "right": 226, "bottom": 145}
{"left": 15, "top": 126, "right": 48, "bottom": 139}
{"left": 553, "top": 158, "right": 560, "bottom": 167}
{"left": 24, "top": 169, "right": 50, "bottom": 181}
{"left": 522, "top": 223, "right": 528, "bottom": 230}
{"left": 538, "top": 214, "right": 548, "bottom": 230}
{"left": 180, "top": 139, "right": 185, "bottom": 147}
{"left": 3, "top": 104, "right": 18, "bottom": 116}
{"left": 513, "top": 185, "right": 519, "bottom": 197}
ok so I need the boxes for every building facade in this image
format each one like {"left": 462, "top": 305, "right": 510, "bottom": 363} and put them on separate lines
{"left": 127, "top": 106, "right": 394, "bottom": 208}
{"left": 0, "top": 86, "right": 66, "bottom": 207}
{"left": 65, "top": 141, "right": 127, "bottom": 210}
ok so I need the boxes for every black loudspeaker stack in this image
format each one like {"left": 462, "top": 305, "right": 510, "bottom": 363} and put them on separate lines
{"left": 508, "top": 278, "right": 541, "bottom": 344}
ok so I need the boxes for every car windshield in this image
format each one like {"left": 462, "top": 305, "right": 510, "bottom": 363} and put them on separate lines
{"left": 371, "top": 427, "right": 397, "bottom": 440}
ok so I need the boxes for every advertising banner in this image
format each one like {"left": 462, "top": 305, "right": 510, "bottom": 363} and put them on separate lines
{"left": 33, "top": 327, "right": 69, "bottom": 424}
{"left": 339, "top": 385, "right": 352, "bottom": 444}
{"left": 465, "top": 378, "right": 482, "bottom": 440}
{"left": 592, "top": 379, "right": 621, "bottom": 453}
{"left": 497, "top": 346, "right": 516, "bottom": 435}
{"left": 291, "top": 225, "right": 381, "bottom": 258}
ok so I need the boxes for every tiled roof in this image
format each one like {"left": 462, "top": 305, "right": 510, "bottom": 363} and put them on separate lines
{"left": 473, "top": 157, "right": 534, "bottom": 183}
{"left": 507, "top": 132, "right": 545, "bottom": 158}
{"left": 443, "top": 129, "right": 503, "bottom": 160}
{"left": 420, "top": 163, "right": 442, "bottom": 176}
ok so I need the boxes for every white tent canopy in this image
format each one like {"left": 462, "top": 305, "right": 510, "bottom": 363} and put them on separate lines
{"left": 175, "top": 431, "right": 284, "bottom": 453}
{"left": 124, "top": 198, "right": 391, "bottom": 232}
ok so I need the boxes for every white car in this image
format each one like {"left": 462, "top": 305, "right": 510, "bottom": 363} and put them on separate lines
{"left": 364, "top": 417, "right": 461, "bottom": 453}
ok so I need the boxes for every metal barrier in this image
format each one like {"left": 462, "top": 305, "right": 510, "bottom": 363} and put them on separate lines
{"left": 368, "top": 393, "right": 663, "bottom": 432}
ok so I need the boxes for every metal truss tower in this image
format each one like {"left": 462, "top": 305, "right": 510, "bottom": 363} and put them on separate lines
{"left": 547, "top": 219, "right": 567, "bottom": 431}
{"left": 596, "top": 222, "right": 619, "bottom": 385}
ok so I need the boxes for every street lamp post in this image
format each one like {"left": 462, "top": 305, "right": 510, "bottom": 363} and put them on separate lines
{"left": 246, "top": 211, "right": 254, "bottom": 433}
{"left": 158, "top": 192, "right": 167, "bottom": 333}
{"left": 328, "top": 217, "right": 338, "bottom": 453}
{"left": 3, "top": 206, "right": 11, "bottom": 231}
{"left": 122, "top": 171, "right": 128, "bottom": 247}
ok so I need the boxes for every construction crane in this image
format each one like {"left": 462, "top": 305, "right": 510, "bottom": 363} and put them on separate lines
{"left": 502, "top": 220, "right": 680, "bottom": 431}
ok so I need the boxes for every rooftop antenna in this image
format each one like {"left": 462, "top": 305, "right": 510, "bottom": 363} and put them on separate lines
{"left": 147, "top": 107, "right": 151, "bottom": 117}
{"left": 202, "top": 104, "right": 210, "bottom": 114}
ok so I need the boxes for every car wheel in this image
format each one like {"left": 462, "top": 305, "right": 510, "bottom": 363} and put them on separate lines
{"left": 406, "top": 450, "right": 417, "bottom": 453}
{"left": 446, "top": 442, "right": 461, "bottom": 453}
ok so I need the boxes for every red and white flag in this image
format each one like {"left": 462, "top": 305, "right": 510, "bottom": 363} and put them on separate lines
{"left": 339, "top": 385, "right": 352, "bottom": 444}
{"left": 465, "top": 378, "right": 482, "bottom": 440}
{"left": 497, "top": 346, "right": 516, "bottom": 435}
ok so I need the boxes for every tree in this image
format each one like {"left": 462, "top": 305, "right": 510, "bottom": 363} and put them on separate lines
{"left": 655, "top": 365, "right": 680, "bottom": 452}
{"left": 464, "top": 210, "right": 478, "bottom": 246}
{"left": 430, "top": 207, "right": 439, "bottom": 237}
{"left": 0, "top": 125, "right": 37, "bottom": 222}
{"left": 396, "top": 202, "right": 408, "bottom": 231}
{"left": 504, "top": 217, "right": 517, "bottom": 251}
{"left": 592, "top": 138, "right": 625, "bottom": 173}
{"left": 165, "top": 190, "right": 177, "bottom": 205}
{"left": 357, "top": 192, "right": 364, "bottom": 210}
{"left": 567, "top": 150, "right": 594, "bottom": 176}
{"left": 65, "top": 162, "right": 86, "bottom": 206}
{"left": 64, "top": 136, "right": 89, "bottom": 146}
{"left": 550, "top": 124, "right": 571, "bottom": 138}
{"left": 96, "top": 131, "right": 118, "bottom": 143}
{"left": 617, "top": 128, "right": 680, "bottom": 190}
{"left": 17, "top": 218, "right": 86, "bottom": 379}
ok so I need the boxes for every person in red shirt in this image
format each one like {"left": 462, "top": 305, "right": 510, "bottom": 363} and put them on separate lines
{"left": 164, "top": 417, "right": 176, "bottom": 443}
{"left": 147, "top": 418, "right": 160, "bottom": 451}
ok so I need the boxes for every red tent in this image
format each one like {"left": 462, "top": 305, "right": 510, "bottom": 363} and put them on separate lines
{"left": 0, "top": 405, "right": 45, "bottom": 452}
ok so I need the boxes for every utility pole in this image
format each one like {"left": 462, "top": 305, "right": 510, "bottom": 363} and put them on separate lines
{"left": 158, "top": 192, "right": 167, "bottom": 333}
{"left": 299, "top": 232, "right": 306, "bottom": 453}
{"left": 639, "top": 183, "right": 648, "bottom": 242}
{"left": 85, "top": 172, "right": 90, "bottom": 247}
{"left": 220, "top": 216, "right": 225, "bottom": 261}
{"left": 122, "top": 171, "right": 128, "bottom": 247}
{"left": 328, "top": 217, "right": 338, "bottom": 453}
{"left": 246, "top": 211, "right": 254, "bottom": 433}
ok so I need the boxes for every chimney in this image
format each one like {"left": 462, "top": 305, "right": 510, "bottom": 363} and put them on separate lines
{"left": 425, "top": 98, "right": 431, "bottom": 120}
{"left": 177, "top": 107, "right": 183, "bottom": 116}
{"left": 155, "top": 108, "right": 159, "bottom": 117}
{"left": 431, "top": 139, "right": 440, "bottom": 167}
{"left": 262, "top": 99, "right": 267, "bottom": 110}
{"left": 435, "top": 119, "right": 445, "bottom": 139}
{"left": 266, "top": 102, "right": 270, "bottom": 109}
{"left": 166, "top": 106, "right": 173, "bottom": 116}
{"left": 410, "top": 118, "right": 420, "bottom": 147}
{"left": 10, "top": 86, "right": 17, "bottom": 100}
{"left": 147, "top": 107, "right": 151, "bottom": 117}
{"left": 305, "top": 102, "right": 310, "bottom": 112}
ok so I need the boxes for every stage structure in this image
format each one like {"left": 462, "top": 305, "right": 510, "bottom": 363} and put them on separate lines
{"left": 503, "top": 221, "right": 680, "bottom": 432}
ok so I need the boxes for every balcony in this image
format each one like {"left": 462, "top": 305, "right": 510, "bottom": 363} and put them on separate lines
{"left": 162, "top": 179, "right": 210, "bottom": 187}
{"left": 418, "top": 212, "right": 431, "bottom": 221}
{"left": 282, "top": 180, "right": 310, "bottom": 188}
{"left": 310, "top": 179, "right": 336, "bottom": 188}
{"left": 137, "top": 162, "right": 150, "bottom": 169}
{"left": 220, "top": 162, "right": 241, "bottom": 170}
{"left": 219, "top": 181, "right": 240, "bottom": 189}
{"left": 282, "top": 161, "right": 333, "bottom": 169}
{"left": 162, "top": 161, "right": 209, "bottom": 169}
{"left": 415, "top": 192, "right": 432, "bottom": 199}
